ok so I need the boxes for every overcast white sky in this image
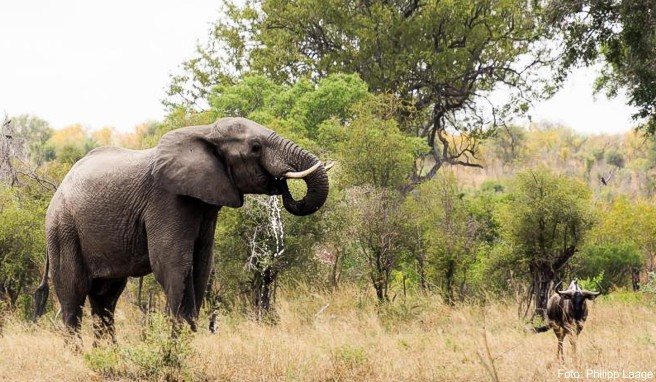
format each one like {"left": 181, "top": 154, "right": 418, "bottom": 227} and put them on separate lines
{"left": 0, "top": 1, "right": 640, "bottom": 135}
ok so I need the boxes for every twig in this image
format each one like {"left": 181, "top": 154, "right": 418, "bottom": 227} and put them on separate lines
{"left": 314, "top": 304, "right": 330, "bottom": 319}
{"left": 476, "top": 314, "right": 501, "bottom": 382}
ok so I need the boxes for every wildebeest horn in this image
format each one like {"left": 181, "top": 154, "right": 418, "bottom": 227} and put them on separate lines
{"left": 556, "top": 289, "right": 575, "bottom": 298}
{"left": 553, "top": 281, "right": 562, "bottom": 293}
{"left": 582, "top": 290, "right": 601, "bottom": 299}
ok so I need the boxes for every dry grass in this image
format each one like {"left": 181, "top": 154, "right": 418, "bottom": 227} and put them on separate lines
{"left": 1, "top": 289, "right": 655, "bottom": 381}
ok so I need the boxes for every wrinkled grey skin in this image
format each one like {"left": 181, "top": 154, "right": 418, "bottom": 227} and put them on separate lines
{"left": 34, "top": 117, "right": 329, "bottom": 342}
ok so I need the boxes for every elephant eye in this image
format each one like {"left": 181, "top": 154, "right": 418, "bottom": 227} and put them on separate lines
{"left": 251, "top": 142, "right": 262, "bottom": 154}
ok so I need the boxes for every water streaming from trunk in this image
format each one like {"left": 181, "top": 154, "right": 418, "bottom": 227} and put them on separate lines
{"left": 246, "top": 195, "right": 286, "bottom": 320}
{"left": 269, "top": 195, "right": 285, "bottom": 262}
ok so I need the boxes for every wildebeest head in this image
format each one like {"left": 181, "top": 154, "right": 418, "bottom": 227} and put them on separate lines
{"left": 555, "top": 279, "right": 600, "bottom": 321}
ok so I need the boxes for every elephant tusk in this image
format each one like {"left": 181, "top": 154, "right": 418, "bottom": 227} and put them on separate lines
{"left": 324, "top": 161, "right": 335, "bottom": 172}
{"left": 283, "top": 162, "right": 322, "bottom": 179}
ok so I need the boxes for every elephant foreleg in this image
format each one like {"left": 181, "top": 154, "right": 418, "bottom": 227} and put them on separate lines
{"left": 147, "top": 206, "right": 218, "bottom": 333}
{"left": 148, "top": 235, "right": 196, "bottom": 331}
{"left": 181, "top": 272, "right": 198, "bottom": 331}
{"left": 192, "top": 233, "right": 215, "bottom": 319}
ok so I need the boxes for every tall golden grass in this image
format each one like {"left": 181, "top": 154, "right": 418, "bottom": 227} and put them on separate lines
{"left": 0, "top": 288, "right": 654, "bottom": 381}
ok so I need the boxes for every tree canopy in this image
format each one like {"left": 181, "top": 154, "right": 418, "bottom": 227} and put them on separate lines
{"left": 548, "top": 0, "right": 656, "bottom": 134}
{"left": 498, "top": 168, "right": 594, "bottom": 318}
{"left": 166, "top": 0, "right": 558, "bottom": 183}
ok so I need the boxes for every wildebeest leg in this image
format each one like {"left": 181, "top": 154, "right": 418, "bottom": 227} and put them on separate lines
{"left": 554, "top": 328, "right": 565, "bottom": 362}
{"left": 89, "top": 278, "right": 128, "bottom": 345}
{"left": 569, "top": 332, "right": 578, "bottom": 363}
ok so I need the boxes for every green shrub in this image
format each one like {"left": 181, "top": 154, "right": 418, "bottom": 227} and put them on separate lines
{"left": 642, "top": 272, "right": 656, "bottom": 297}
{"left": 578, "top": 243, "right": 642, "bottom": 290}
{"left": 84, "top": 313, "right": 197, "bottom": 381}
{"left": 333, "top": 344, "right": 367, "bottom": 368}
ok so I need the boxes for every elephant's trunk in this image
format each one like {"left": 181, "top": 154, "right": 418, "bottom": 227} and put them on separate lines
{"left": 266, "top": 134, "right": 329, "bottom": 216}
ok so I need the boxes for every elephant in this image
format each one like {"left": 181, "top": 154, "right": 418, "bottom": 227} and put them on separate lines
{"left": 33, "top": 117, "right": 330, "bottom": 342}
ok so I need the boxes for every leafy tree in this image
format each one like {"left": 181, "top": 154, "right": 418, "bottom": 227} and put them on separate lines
{"left": 208, "top": 73, "right": 371, "bottom": 151}
{"left": 329, "top": 96, "right": 425, "bottom": 301}
{"left": 48, "top": 124, "right": 97, "bottom": 164}
{"left": 0, "top": 188, "right": 46, "bottom": 310}
{"left": 337, "top": 96, "right": 427, "bottom": 190}
{"left": 211, "top": 191, "right": 324, "bottom": 315}
{"left": 604, "top": 149, "right": 625, "bottom": 169}
{"left": 0, "top": 117, "right": 58, "bottom": 195}
{"left": 346, "top": 186, "right": 409, "bottom": 302}
{"left": 313, "top": 189, "right": 358, "bottom": 291}
{"left": 486, "top": 125, "right": 527, "bottom": 167}
{"left": 91, "top": 126, "right": 119, "bottom": 147}
{"left": 9, "top": 114, "right": 54, "bottom": 165}
{"left": 547, "top": 0, "right": 656, "bottom": 134}
{"left": 585, "top": 197, "right": 656, "bottom": 290}
{"left": 498, "top": 168, "right": 594, "bottom": 319}
{"left": 578, "top": 243, "right": 642, "bottom": 291}
{"left": 210, "top": 75, "right": 285, "bottom": 120}
{"left": 404, "top": 173, "right": 488, "bottom": 303}
{"left": 167, "top": 0, "right": 556, "bottom": 181}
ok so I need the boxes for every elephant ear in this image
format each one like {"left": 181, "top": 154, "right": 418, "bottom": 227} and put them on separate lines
{"left": 152, "top": 127, "right": 243, "bottom": 207}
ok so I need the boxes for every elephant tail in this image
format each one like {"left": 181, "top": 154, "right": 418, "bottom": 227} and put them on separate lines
{"left": 33, "top": 251, "right": 50, "bottom": 322}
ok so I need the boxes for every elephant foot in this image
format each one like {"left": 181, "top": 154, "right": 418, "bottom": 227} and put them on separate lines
{"left": 64, "top": 331, "right": 84, "bottom": 354}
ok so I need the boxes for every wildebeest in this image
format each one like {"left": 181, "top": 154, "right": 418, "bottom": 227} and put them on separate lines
{"left": 534, "top": 279, "right": 600, "bottom": 361}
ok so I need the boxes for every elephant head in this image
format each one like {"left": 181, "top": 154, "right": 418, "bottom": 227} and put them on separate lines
{"left": 151, "top": 117, "right": 329, "bottom": 216}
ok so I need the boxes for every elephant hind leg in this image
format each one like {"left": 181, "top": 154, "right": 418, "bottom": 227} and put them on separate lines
{"left": 89, "top": 278, "right": 128, "bottom": 345}
{"left": 57, "top": 288, "right": 87, "bottom": 353}
{"left": 48, "top": 229, "right": 89, "bottom": 349}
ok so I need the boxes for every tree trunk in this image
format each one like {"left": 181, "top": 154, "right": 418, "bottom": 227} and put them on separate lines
{"left": 631, "top": 267, "right": 640, "bottom": 291}
{"left": 532, "top": 267, "right": 554, "bottom": 320}
{"left": 374, "top": 281, "right": 385, "bottom": 302}
{"left": 369, "top": 248, "right": 390, "bottom": 303}
{"left": 331, "top": 250, "right": 341, "bottom": 291}
{"left": 417, "top": 255, "right": 426, "bottom": 291}
{"left": 444, "top": 259, "right": 456, "bottom": 305}
{"left": 530, "top": 246, "right": 578, "bottom": 320}
{"left": 414, "top": 225, "right": 427, "bottom": 290}
{"left": 137, "top": 277, "right": 145, "bottom": 313}
{"left": 253, "top": 267, "right": 275, "bottom": 319}
{"left": 371, "top": 272, "right": 388, "bottom": 303}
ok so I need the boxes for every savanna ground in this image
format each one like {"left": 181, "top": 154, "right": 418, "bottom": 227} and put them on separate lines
{"left": 0, "top": 288, "right": 654, "bottom": 381}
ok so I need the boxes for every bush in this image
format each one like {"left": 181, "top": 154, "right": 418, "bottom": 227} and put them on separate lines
{"left": 605, "top": 149, "right": 625, "bottom": 168}
{"left": 84, "top": 313, "right": 198, "bottom": 381}
{"left": 642, "top": 272, "right": 656, "bottom": 296}
{"left": 578, "top": 242, "right": 642, "bottom": 290}
{"left": 0, "top": 189, "right": 46, "bottom": 310}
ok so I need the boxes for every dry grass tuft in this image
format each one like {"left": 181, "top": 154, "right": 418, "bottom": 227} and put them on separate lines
{"left": 1, "top": 288, "right": 654, "bottom": 381}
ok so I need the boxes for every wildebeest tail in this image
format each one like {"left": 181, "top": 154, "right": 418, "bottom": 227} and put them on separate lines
{"left": 533, "top": 325, "right": 550, "bottom": 333}
{"left": 33, "top": 250, "right": 50, "bottom": 322}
